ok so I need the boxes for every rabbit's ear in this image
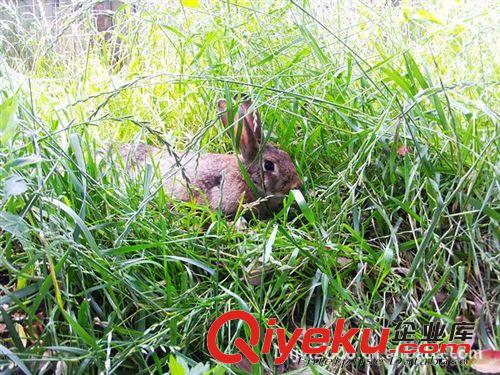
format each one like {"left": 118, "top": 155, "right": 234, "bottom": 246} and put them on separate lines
{"left": 218, "top": 95, "right": 260, "bottom": 162}
{"left": 218, "top": 98, "right": 238, "bottom": 141}
{"left": 239, "top": 98, "right": 262, "bottom": 143}
{"left": 217, "top": 99, "right": 228, "bottom": 127}
{"left": 236, "top": 95, "right": 261, "bottom": 162}
{"left": 238, "top": 114, "right": 259, "bottom": 162}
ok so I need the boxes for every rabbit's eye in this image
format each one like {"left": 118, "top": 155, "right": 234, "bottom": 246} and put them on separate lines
{"left": 264, "top": 160, "right": 275, "bottom": 172}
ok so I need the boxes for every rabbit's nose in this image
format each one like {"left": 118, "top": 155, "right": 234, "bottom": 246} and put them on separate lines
{"left": 289, "top": 177, "right": 303, "bottom": 191}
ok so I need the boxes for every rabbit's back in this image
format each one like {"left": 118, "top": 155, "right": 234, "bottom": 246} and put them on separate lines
{"left": 118, "top": 142, "right": 249, "bottom": 212}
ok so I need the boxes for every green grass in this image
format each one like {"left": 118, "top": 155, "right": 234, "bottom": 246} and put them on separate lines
{"left": 0, "top": 0, "right": 498, "bottom": 373}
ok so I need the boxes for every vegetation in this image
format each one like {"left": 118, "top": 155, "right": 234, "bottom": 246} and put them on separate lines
{"left": 0, "top": 0, "right": 498, "bottom": 373}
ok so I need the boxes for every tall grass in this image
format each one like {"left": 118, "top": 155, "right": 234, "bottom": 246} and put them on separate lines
{"left": 0, "top": 0, "right": 498, "bottom": 373}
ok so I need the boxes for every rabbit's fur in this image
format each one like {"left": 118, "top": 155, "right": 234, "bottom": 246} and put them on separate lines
{"left": 118, "top": 96, "right": 301, "bottom": 217}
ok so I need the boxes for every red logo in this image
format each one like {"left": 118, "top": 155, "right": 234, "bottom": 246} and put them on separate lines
{"left": 207, "top": 310, "right": 261, "bottom": 364}
{"left": 207, "top": 310, "right": 391, "bottom": 365}
{"left": 207, "top": 311, "right": 471, "bottom": 365}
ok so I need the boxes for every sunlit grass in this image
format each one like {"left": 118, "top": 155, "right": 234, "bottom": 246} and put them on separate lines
{"left": 0, "top": 0, "right": 498, "bottom": 373}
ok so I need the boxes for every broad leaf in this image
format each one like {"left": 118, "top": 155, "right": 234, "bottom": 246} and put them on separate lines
{"left": 4, "top": 174, "right": 28, "bottom": 197}
{"left": 0, "top": 211, "right": 29, "bottom": 238}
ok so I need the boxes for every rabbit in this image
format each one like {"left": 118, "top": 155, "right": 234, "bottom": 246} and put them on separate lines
{"left": 117, "top": 96, "right": 302, "bottom": 217}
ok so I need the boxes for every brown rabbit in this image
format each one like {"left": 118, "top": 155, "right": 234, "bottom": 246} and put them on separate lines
{"left": 118, "top": 96, "right": 302, "bottom": 217}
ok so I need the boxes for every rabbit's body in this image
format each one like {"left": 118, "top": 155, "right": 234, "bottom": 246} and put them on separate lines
{"left": 117, "top": 96, "right": 301, "bottom": 217}
{"left": 119, "top": 142, "right": 259, "bottom": 214}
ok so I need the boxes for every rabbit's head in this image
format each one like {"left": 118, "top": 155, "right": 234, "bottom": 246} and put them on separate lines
{"left": 218, "top": 96, "right": 302, "bottom": 202}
